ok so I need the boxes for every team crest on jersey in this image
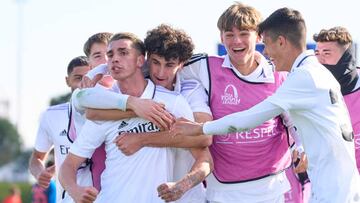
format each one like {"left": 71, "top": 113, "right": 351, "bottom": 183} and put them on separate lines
{"left": 59, "top": 129, "right": 67, "bottom": 136}
{"left": 221, "top": 84, "right": 241, "bottom": 105}
{"left": 118, "top": 121, "right": 129, "bottom": 129}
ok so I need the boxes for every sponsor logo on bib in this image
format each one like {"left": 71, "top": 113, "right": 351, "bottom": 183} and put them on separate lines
{"left": 221, "top": 84, "right": 240, "bottom": 105}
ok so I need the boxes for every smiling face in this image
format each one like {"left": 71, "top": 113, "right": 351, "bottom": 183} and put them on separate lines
{"left": 148, "top": 54, "right": 183, "bottom": 90}
{"left": 262, "top": 32, "right": 291, "bottom": 72}
{"left": 220, "top": 27, "right": 259, "bottom": 69}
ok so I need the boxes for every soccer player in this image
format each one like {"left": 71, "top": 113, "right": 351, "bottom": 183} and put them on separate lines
{"left": 59, "top": 32, "right": 197, "bottom": 203}
{"left": 78, "top": 24, "right": 213, "bottom": 203}
{"left": 179, "top": 3, "right": 306, "bottom": 203}
{"left": 172, "top": 7, "right": 360, "bottom": 202}
{"left": 82, "top": 32, "right": 114, "bottom": 88}
{"left": 68, "top": 33, "right": 172, "bottom": 197}
{"left": 313, "top": 26, "right": 360, "bottom": 173}
{"left": 29, "top": 56, "right": 90, "bottom": 203}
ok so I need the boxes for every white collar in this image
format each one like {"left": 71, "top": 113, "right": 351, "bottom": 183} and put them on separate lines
{"left": 221, "top": 53, "right": 275, "bottom": 83}
{"left": 140, "top": 79, "right": 155, "bottom": 99}
{"left": 290, "top": 50, "right": 316, "bottom": 72}
{"left": 173, "top": 72, "right": 181, "bottom": 93}
{"left": 113, "top": 79, "right": 155, "bottom": 99}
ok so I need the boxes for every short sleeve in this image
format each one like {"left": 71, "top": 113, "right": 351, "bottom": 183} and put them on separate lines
{"left": 34, "top": 112, "right": 53, "bottom": 152}
{"left": 267, "top": 69, "right": 318, "bottom": 111}
{"left": 180, "top": 79, "right": 212, "bottom": 115}
{"left": 171, "top": 95, "right": 195, "bottom": 122}
{"left": 180, "top": 55, "right": 210, "bottom": 91}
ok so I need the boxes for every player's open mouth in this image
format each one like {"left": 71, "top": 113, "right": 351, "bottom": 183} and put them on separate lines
{"left": 232, "top": 47, "right": 246, "bottom": 53}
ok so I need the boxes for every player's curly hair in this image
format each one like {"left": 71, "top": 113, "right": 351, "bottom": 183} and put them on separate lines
{"left": 313, "top": 26, "right": 352, "bottom": 46}
{"left": 144, "top": 24, "right": 194, "bottom": 63}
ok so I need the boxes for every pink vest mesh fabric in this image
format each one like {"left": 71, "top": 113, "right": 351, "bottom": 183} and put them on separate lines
{"left": 344, "top": 89, "right": 360, "bottom": 173}
{"left": 91, "top": 144, "right": 106, "bottom": 191}
{"left": 208, "top": 56, "right": 291, "bottom": 182}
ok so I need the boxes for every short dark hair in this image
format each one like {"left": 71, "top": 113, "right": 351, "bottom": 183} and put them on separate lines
{"left": 110, "top": 32, "right": 146, "bottom": 56}
{"left": 67, "top": 56, "right": 89, "bottom": 75}
{"left": 217, "top": 2, "right": 262, "bottom": 32}
{"left": 83, "top": 32, "right": 113, "bottom": 57}
{"left": 258, "top": 7, "right": 306, "bottom": 49}
{"left": 313, "top": 26, "right": 352, "bottom": 47}
{"left": 144, "top": 24, "right": 194, "bottom": 63}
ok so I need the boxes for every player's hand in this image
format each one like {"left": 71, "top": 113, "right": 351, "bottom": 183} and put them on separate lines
{"left": 292, "top": 150, "right": 308, "bottom": 173}
{"left": 171, "top": 117, "right": 203, "bottom": 137}
{"left": 157, "top": 182, "right": 185, "bottom": 202}
{"left": 80, "top": 74, "right": 103, "bottom": 89}
{"left": 113, "top": 133, "right": 144, "bottom": 156}
{"left": 36, "top": 165, "right": 55, "bottom": 188}
{"left": 71, "top": 186, "right": 98, "bottom": 203}
{"left": 127, "top": 97, "right": 175, "bottom": 131}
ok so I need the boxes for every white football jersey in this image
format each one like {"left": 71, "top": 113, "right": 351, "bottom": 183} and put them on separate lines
{"left": 70, "top": 80, "right": 194, "bottom": 203}
{"left": 34, "top": 103, "right": 72, "bottom": 202}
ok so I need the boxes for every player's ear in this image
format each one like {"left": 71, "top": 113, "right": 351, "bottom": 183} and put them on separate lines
{"left": 65, "top": 76, "right": 70, "bottom": 87}
{"left": 137, "top": 55, "right": 145, "bottom": 67}
{"left": 178, "top": 62, "right": 185, "bottom": 70}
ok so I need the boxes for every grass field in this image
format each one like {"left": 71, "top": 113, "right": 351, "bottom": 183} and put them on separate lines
{"left": 0, "top": 182, "right": 32, "bottom": 203}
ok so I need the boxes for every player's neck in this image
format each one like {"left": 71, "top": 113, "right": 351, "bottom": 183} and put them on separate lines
{"left": 232, "top": 54, "right": 259, "bottom": 76}
{"left": 117, "top": 75, "right": 147, "bottom": 97}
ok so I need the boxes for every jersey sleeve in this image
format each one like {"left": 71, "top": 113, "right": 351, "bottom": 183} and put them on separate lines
{"left": 171, "top": 94, "right": 195, "bottom": 122}
{"left": 72, "top": 86, "right": 129, "bottom": 111}
{"left": 34, "top": 112, "right": 53, "bottom": 152}
{"left": 180, "top": 79, "right": 212, "bottom": 115}
{"left": 203, "top": 100, "right": 283, "bottom": 135}
{"left": 69, "top": 120, "right": 108, "bottom": 158}
{"left": 267, "top": 69, "right": 318, "bottom": 111}
{"left": 180, "top": 54, "right": 210, "bottom": 91}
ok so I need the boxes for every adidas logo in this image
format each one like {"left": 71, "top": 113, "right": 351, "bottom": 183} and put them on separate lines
{"left": 118, "top": 121, "right": 128, "bottom": 129}
{"left": 59, "top": 129, "right": 67, "bottom": 136}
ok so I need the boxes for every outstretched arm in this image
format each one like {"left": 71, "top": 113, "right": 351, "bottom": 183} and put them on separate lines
{"left": 173, "top": 100, "right": 283, "bottom": 136}
{"left": 114, "top": 112, "right": 213, "bottom": 155}
{"left": 74, "top": 88, "right": 175, "bottom": 130}
{"left": 85, "top": 108, "right": 136, "bottom": 121}
{"left": 59, "top": 153, "right": 98, "bottom": 203}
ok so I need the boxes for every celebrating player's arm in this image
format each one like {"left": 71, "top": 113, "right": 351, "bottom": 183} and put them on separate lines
{"left": 85, "top": 108, "right": 136, "bottom": 121}
{"left": 59, "top": 118, "right": 109, "bottom": 203}
{"left": 281, "top": 112, "right": 308, "bottom": 173}
{"left": 113, "top": 111, "right": 212, "bottom": 155}
{"left": 92, "top": 80, "right": 213, "bottom": 154}
{"left": 29, "top": 150, "right": 55, "bottom": 189}
{"left": 59, "top": 153, "right": 98, "bottom": 203}
{"left": 73, "top": 86, "right": 175, "bottom": 131}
